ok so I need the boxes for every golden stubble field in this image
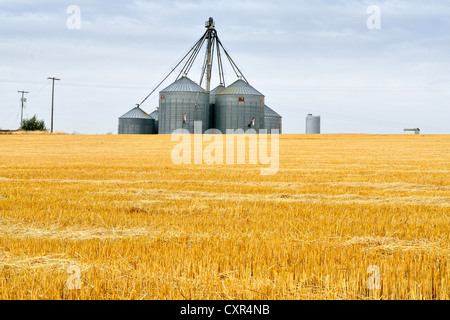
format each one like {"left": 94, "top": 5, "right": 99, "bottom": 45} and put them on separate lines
{"left": 0, "top": 133, "right": 448, "bottom": 300}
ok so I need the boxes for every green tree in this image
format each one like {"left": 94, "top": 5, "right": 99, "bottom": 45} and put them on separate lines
{"left": 21, "top": 115, "right": 47, "bottom": 131}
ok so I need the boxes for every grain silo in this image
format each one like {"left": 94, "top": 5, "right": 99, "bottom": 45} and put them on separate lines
{"left": 124, "top": 18, "right": 282, "bottom": 135}
{"left": 306, "top": 114, "right": 320, "bottom": 134}
{"left": 264, "top": 105, "right": 282, "bottom": 134}
{"left": 209, "top": 84, "right": 225, "bottom": 129}
{"left": 149, "top": 108, "right": 159, "bottom": 134}
{"left": 158, "top": 76, "right": 210, "bottom": 134}
{"left": 215, "top": 79, "right": 265, "bottom": 133}
{"left": 118, "top": 106, "right": 155, "bottom": 134}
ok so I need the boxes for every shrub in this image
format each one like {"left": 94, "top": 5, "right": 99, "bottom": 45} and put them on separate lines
{"left": 21, "top": 115, "right": 47, "bottom": 131}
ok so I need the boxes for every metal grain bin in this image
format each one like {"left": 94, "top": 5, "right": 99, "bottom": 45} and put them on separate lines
{"left": 159, "top": 76, "right": 210, "bottom": 134}
{"left": 149, "top": 108, "right": 159, "bottom": 134}
{"left": 306, "top": 114, "right": 320, "bottom": 134}
{"left": 214, "top": 79, "right": 265, "bottom": 133}
{"left": 209, "top": 84, "right": 225, "bottom": 129}
{"left": 118, "top": 106, "right": 155, "bottom": 134}
{"left": 264, "top": 105, "right": 282, "bottom": 134}
{"left": 209, "top": 84, "right": 225, "bottom": 104}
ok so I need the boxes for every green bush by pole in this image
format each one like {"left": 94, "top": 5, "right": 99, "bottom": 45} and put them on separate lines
{"left": 20, "top": 115, "right": 47, "bottom": 131}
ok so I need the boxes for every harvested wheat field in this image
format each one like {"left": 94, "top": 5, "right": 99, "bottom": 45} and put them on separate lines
{"left": 0, "top": 133, "right": 448, "bottom": 300}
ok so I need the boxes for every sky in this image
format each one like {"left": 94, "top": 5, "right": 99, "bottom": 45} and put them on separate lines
{"left": 0, "top": 0, "right": 449, "bottom": 134}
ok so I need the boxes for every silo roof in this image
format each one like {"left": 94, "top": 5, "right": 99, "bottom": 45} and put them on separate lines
{"left": 209, "top": 84, "right": 225, "bottom": 103}
{"left": 149, "top": 109, "right": 159, "bottom": 121}
{"left": 119, "top": 107, "right": 152, "bottom": 119}
{"left": 160, "top": 76, "right": 206, "bottom": 93}
{"left": 216, "top": 79, "right": 263, "bottom": 96}
{"left": 210, "top": 84, "right": 225, "bottom": 95}
{"left": 264, "top": 105, "right": 282, "bottom": 118}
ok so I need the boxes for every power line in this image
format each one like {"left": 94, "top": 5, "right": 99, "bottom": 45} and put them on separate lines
{"left": 0, "top": 108, "right": 20, "bottom": 129}
{"left": 2, "top": 78, "right": 448, "bottom": 92}
{"left": 0, "top": 79, "right": 149, "bottom": 90}
{"left": 27, "top": 82, "right": 50, "bottom": 100}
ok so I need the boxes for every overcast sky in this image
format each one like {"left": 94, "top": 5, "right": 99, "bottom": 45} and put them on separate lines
{"left": 0, "top": 0, "right": 449, "bottom": 134}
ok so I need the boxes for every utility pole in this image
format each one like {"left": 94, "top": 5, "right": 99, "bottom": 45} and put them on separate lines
{"left": 17, "top": 90, "right": 29, "bottom": 128}
{"left": 47, "top": 77, "right": 60, "bottom": 133}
